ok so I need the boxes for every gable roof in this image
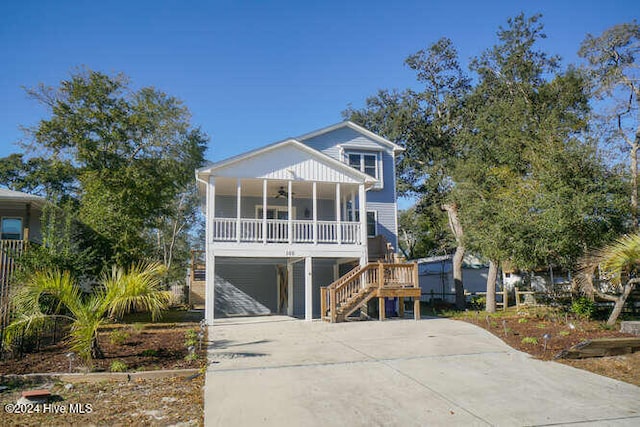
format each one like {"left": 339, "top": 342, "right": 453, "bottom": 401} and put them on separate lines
{"left": 0, "top": 188, "right": 46, "bottom": 206}
{"left": 196, "top": 138, "right": 376, "bottom": 185}
{"left": 296, "top": 121, "right": 405, "bottom": 152}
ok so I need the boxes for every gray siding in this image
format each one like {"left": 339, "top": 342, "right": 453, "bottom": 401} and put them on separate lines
{"left": 302, "top": 127, "right": 386, "bottom": 159}
{"left": 301, "top": 127, "right": 399, "bottom": 250}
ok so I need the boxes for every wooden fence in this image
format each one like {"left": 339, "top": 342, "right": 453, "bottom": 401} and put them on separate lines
{"left": 0, "top": 239, "right": 26, "bottom": 352}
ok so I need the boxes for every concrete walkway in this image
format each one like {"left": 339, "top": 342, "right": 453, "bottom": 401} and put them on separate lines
{"left": 204, "top": 316, "right": 640, "bottom": 426}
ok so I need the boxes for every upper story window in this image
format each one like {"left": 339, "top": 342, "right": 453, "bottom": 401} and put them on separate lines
{"left": 1, "top": 217, "right": 23, "bottom": 240}
{"left": 346, "top": 151, "right": 383, "bottom": 190}
{"left": 348, "top": 153, "right": 378, "bottom": 178}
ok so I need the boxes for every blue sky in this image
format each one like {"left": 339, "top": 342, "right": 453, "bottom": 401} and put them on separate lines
{"left": 0, "top": 0, "right": 638, "bottom": 165}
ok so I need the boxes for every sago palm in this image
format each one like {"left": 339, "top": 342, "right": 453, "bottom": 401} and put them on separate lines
{"left": 577, "top": 234, "right": 640, "bottom": 325}
{"left": 4, "top": 262, "right": 171, "bottom": 365}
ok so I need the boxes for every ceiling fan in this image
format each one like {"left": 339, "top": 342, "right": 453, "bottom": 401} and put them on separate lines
{"left": 275, "top": 186, "right": 294, "bottom": 199}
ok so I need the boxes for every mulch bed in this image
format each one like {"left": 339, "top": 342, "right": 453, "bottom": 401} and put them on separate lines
{"left": 458, "top": 309, "right": 635, "bottom": 360}
{"left": 455, "top": 308, "right": 640, "bottom": 386}
{"left": 0, "top": 323, "right": 207, "bottom": 374}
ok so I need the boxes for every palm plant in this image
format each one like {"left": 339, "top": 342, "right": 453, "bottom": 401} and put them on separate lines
{"left": 4, "top": 262, "right": 171, "bottom": 365}
{"left": 577, "top": 234, "right": 640, "bottom": 326}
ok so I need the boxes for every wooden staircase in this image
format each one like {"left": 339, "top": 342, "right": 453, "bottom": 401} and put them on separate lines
{"left": 321, "top": 261, "right": 421, "bottom": 323}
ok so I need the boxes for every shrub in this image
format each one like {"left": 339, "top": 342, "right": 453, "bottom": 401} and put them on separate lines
{"left": 184, "top": 352, "right": 199, "bottom": 362}
{"left": 470, "top": 296, "right": 486, "bottom": 310}
{"left": 184, "top": 329, "right": 198, "bottom": 348}
{"left": 518, "top": 318, "right": 528, "bottom": 324}
{"left": 559, "top": 330, "right": 570, "bottom": 337}
{"left": 109, "top": 330, "right": 129, "bottom": 345}
{"left": 140, "top": 349, "right": 158, "bottom": 357}
{"left": 571, "top": 297, "right": 595, "bottom": 320}
{"left": 110, "top": 360, "right": 128, "bottom": 372}
{"left": 521, "top": 337, "right": 538, "bottom": 345}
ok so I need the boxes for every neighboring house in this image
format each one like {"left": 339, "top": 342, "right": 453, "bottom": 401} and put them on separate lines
{"left": 416, "top": 254, "right": 491, "bottom": 303}
{"left": 196, "top": 121, "right": 406, "bottom": 323}
{"left": 0, "top": 188, "right": 46, "bottom": 332}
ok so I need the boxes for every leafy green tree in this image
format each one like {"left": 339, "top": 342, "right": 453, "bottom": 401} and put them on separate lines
{"left": 398, "top": 207, "right": 452, "bottom": 259}
{"left": 579, "top": 21, "right": 640, "bottom": 229}
{"left": 4, "top": 263, "right": 170, "bottom": 365}
{"left": 345, "top": 37, "right": 471, "bottom": 308}
{"left": 455, "top": 14, "right": 627, "bottom": 311}
{"left": 0, "top": 154, "right": 76, "bottom": 201}
{"left": 3, "top": 69, "right": 208, "bottom": 272}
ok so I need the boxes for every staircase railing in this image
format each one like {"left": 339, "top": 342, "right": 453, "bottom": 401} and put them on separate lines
{"left": 321, "top": 261, "right": 419, "bottom": 322}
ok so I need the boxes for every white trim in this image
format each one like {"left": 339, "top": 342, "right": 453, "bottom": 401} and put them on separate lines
{"left": 236, "top": 179, "right": 242, "bottom": 243}
{"left": 366, "top": 211, "right": 378, "bottom": 238}
{"left": 304, "top": 256, "right": 313, "bottom": 320}
{"left": 296, "top": 121, "right": 404, "bottom": 152}
{"left": 345, "top": 150, "right": 383, "bottom": 190}
{"left": 392, "top": 149, "right": 399, "bottom": 251}
{"left": 262, "top": 179, "right": 268, "bottom": 244}
{"left": 312, "top": 182, "right": 317, "bottom": 244}
{"left": 196, "top": 138, "right": 376, "bottom": 185}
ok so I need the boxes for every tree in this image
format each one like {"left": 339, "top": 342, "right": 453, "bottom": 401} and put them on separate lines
{"left": 345, "top": 37, "right": 471, "bottom": 308}
{"left": 577, "top": 234, "right": 640, "bottom": 325}
{"left": 455, "top": 14, "right": 627, "bottom": 311}
{"left": 398, "top": 207, "right": 452, "bottom": 259}
{"left": 4, "top": 263, "right": 171, "bottom": 365}
{"left": 2, "top": 69, "right": 208, "bottom": 272}
{"left": 579, "top": 22, "right": 640, "bottom": 229}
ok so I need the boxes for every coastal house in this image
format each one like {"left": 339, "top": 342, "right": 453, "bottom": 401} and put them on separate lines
{"left": 196, "top": 121, "right": 420, "bottom": 324}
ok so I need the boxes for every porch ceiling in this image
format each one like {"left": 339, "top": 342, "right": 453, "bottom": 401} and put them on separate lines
{"left": 213, "top": 178, "right": 360, "bottom": 198}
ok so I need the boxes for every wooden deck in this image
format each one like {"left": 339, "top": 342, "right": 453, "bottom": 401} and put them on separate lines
{"left": 321, "top": 261, "right": 421, "bottom": 322}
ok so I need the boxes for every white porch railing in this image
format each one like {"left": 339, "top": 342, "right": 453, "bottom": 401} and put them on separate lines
{"left": 212, "top": 218, "right": 361, "bottom": 244}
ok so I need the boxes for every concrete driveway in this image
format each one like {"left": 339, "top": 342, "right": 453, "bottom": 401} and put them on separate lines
{"left": 204, "top": 316, "right": 640, "bottom": 426}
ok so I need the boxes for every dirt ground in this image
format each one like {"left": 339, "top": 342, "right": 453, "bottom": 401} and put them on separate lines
{"left": 0, "top": 374, "right": 204, "bottom": 426}
{"left": 0, "top": 311, "right": 207, "bottom": 426}
{"left": 453, "top": 307, "right": 640, "bottom": 386}
{"left": 0, "top": 323, "right": 207, "bottom": 375}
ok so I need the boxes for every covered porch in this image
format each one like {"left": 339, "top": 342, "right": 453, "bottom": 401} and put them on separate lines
{"left": 209, "top": 178, "right": 368, "bottom": 247}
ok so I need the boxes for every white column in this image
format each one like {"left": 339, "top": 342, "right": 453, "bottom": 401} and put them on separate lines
{"left": 350, "top": 190, "right": 356, "bottom": 221}
{"left": 208, "top": 176, "right": 215, "bottom": 244}
{"left": 333, "top": 263, "right": 339, "bottom": 281}
{"left": 236, "top": 179, "right": 242, "bottom": 243}
{"left": 305, "top": 256, "right": 313, "bottom": 320}
{"left": 335, "top": 183, "right": 342, "bottom": 245}
{"left": 262, "top": 179, "right": 268, "bottom": 244}
{"left": 288, "top": 180, "right": 293, "bottom": 244}
{"left": 359, "top": 183, "right": 368, "bottom": 266}
{"left": 287, "top": 262, "right": 294, "bottom": 316}
{"left": 206, "top": 251, "right": 215, "bottom": 325}
{"left": 206, "top": 176, "right": 216, "bottom": 325}
{"left": 312, "top": 182, "right": 317, "bottom": 244}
